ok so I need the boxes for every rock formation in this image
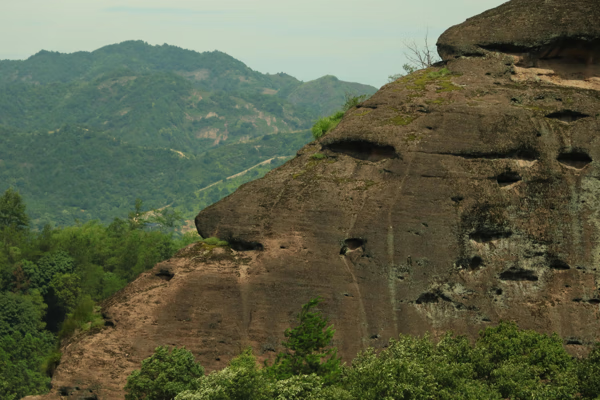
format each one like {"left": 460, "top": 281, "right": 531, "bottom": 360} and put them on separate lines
{"left": 30, "top": 0, "right": 600, "bottom": 398}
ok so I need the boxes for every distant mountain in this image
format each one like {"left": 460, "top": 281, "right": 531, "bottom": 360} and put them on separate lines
{"left": 0, "top": 41, "right": 377, "bottom": 152}
{"left": 0, "top": 41, "right": 376, "bottom": 227}
{"left": 287, "top": 75, "right": 378, "bottom": 117}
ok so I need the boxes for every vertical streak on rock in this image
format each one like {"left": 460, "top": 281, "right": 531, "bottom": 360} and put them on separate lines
{"left": 387, "top": 224, "right": 398, "bottom": 333}
{"left": 582, "top": 177, "right": 600, "bottom": 288}
{"left": 238, "top": 264, "right": 251, "bottom": 345}
{"left": 387, "top": 155, "right": 414, "bottom": 333}
{"left": 341, "top": 256, "right": 369, "bottom": 349}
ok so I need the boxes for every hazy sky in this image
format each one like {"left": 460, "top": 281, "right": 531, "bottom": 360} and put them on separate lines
{"left": 0, "top": 0, "right": 506, "bottom": 87}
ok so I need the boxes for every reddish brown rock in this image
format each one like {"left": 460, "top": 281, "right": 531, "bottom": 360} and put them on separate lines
{"left": 33, "top": 0, "right": 600, "bottom": 398}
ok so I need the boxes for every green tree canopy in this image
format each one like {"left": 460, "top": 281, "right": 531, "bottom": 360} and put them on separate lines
{"left": 125, "top": 346, "right": 205, "bottom": 400}
{"left": 267, "top": 297, "right": 341, "bottom": 384}
{"left": 0, "top": 188, "right": 29, "bottom": 230}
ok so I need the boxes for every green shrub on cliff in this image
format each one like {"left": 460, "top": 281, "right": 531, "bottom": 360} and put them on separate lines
{"left": 125, "top": 346, "right": 204, "bottom": 400}
{"left": 311, "top": 111, "right": 345, "bottom": 139}
{"left": 311, "top": 94, "right": 369, "bottom": 140}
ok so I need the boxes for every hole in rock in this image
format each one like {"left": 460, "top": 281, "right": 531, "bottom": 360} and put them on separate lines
{"left": 469, "top": 256, "right": 483, "bottom": 269}
{"left": 458, "top": 256, "right": 483, "bottom": 270}
{"left": 340, "top": 238, "right": 365, "bottom": 255}
{"left": 415, "top": 292, "right": 439, "bottom": 304}
{"left": 546, "top": 110, "right": 590, "bottom": 123}
{"left": 229, "top": 239, "right": 264, "bottom": 251}
{"left": 549, "top": 259, "right": 571, "bottom": 270}
{"left": 566, "top": 338, "right": 583, "bottom": 345}
{"left": 155, "top": 269, "right": 174, "bottom": 281}
{"left": 557, "top": 150, "right": 592, "bottom": 169}
{"left": 499, "top": 268, "right": 538, "bottom": 281}
{"left": 324, "top": 140, "right": 398, "bottom": 162}
{"left": 470, "top": 228, "right": 512, "bottom": 243}
{"left": 451, "top": 196, "right": 464, "bottom": 203}
{"left": 589, "top": 299, "right": 600, "bottom": 305}
{"left": 415, "top": 291, "right": 451, "bottom": 304}
{"left": 496, "top": 171, "right": 522, "bottom": 187}
{"left": 104, "top": 320, "right": 115, "bottom": 327}
{"left": 495, "top": 288, "right": 503, "bottom": 295}
{"left": 345, "top": 238, "right": 365, "bottom": 250}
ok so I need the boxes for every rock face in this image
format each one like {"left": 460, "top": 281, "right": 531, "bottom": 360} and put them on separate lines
{"left": 33, "top": 0, "right": 600, "bottom": 398}
{"left": 437, "top": 0, "right": 600, "bottom": 60}
{"left": 438, "top": 0, "right": 600, "bottom": 90}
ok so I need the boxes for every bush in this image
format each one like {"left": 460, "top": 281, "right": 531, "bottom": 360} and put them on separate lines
{"left": 311, "top": 111, "right": 344, "bottom": 140}
{"left": 125, "top": 346, "right": 204, "bottom": 400}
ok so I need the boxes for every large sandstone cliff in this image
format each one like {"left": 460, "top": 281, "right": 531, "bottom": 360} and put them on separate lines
{"left": 31, "top": 0, "right": 600, "bottom": 398}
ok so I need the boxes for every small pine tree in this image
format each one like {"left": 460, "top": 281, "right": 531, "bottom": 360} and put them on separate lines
{"left": 266, "top": 297, "right": 341, "bottom": 384}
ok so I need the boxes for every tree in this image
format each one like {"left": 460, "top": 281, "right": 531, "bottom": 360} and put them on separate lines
{"left": 175, "top": 348, "right": 270, "bottom": 400}
{"left": 125, "top": 346, "right": 204, "bottom": 400}
{"left": 128, "top": 198, "right": 147, "bottom": 231}
{"left": 0, "top": 188, "right": 29, "bottom": 230}
{"left": 402, "top": 31, "right": 440, "bottom": 70}
{"left": 266, "top": 297, "right": 341, "bottom": 384}
{"left": 388, "top": 32, "right": 441, "bottom": 83}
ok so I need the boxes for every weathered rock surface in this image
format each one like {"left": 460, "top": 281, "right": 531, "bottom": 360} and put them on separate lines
{"left": 438, "top": 0, "right": 600, "bottom": 60}
{"left": 438, "top": 0, "right": 600, "bottom": 90}
{"left": 31, "top": 0, "right": 600, "bottom": 398}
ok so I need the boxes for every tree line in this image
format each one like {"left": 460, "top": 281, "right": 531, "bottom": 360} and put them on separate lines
{"left": 126, "top": 298, "right": 600, "bottom": 400}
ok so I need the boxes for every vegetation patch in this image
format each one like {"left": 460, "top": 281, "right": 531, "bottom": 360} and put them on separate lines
{"left": 385, "top": 114, "right": 417, "bottom": 126}
{"left": 397, "top": 68, "right": 463, "bottom": 94}
{"left": 404, "top": 133, "right": 422, "bottom": 143}
{"left": 352, "top": 109, "right": 372, "bottom": 117}
{"left": 201, "top": 237, "right": 229, "bottom": 247}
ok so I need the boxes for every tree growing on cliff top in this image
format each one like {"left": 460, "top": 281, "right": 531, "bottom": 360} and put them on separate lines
{"left": 266, "top": 297, "right": 341, "bottom": 384}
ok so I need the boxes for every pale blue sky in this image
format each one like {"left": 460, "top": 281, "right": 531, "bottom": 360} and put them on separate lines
{"left": 0, "top": 0, "right": 506, "bottom": 87}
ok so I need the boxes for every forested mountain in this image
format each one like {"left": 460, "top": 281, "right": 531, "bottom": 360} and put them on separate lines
{"left": 0, "top": 41, "right": 376, "bottom": 227}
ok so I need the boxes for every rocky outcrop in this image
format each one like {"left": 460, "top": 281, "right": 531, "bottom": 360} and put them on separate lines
{"left": 437, "top": 0, "right": 600, "bottom": 90}
{"left": 437, "top": 0, "right": 600, "bottom": 60}
{"left": 33, "top": 0, "right": 600, "bottom": 398}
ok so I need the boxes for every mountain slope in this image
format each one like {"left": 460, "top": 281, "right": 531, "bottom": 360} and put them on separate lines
{"left": 0, "top": 41, "right": 375, "bottom": 226}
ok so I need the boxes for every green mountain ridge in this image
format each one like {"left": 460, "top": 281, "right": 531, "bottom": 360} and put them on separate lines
{"left": 0, "top": 40, "right": 375, "bottom": 227}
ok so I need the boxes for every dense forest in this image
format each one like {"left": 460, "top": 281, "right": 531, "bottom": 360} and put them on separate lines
{"left": 0, "top": 123, "right": 310, "bottom": 227}
{"left": 0, "top": 41, "right": 375, "bottom": 228}
{"left": 0, "top": 188, "right": 204, "bottom": 399}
